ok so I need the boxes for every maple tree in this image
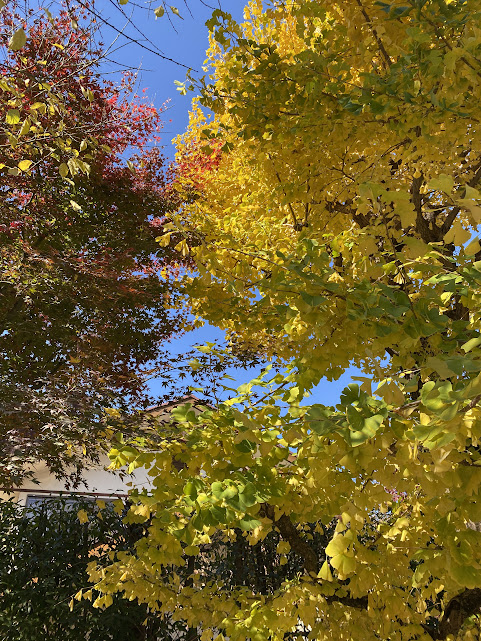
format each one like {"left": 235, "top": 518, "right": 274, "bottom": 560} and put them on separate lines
{"left": 0, "top": 3, "right": 189, "bottom": 487}
{"left": 77, "top": 0, "right": 481, "bottom": 640}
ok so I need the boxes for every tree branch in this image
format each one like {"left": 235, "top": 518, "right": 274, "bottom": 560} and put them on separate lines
{"left": 412, "top": 173, "right": 443, "bottom": 243}
{"left": 460, "top": 393, "right": 481, "bottom": 415}
{"left": 433, "top": 588, "right": 481, "bottom": 640}
{"left": 355, "top": 0, "right": 392, "bottom": 69}
{"left": 440, "top": 159, "right": 481, "bottom": 236}
{"left": 440, "top": 206, "right": 461, "bottom": 237}
{"left": 268, "top": 157, "right": 304, "bottom": 231}
{"left": 325, "top": 200, "right": 371, "bottom": 229}
{"left": 260, "top": 503, "right": 319, "bottom": 574}
{"left": 325, "top": 593, "right": 369, "bottom": 609}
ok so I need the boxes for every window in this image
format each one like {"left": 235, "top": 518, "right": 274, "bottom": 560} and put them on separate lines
{"left": 25, "top": 494, "right": 86, "bottom": 509}
{"left": 24, "top": 494, "right": 118, "bottom": 518}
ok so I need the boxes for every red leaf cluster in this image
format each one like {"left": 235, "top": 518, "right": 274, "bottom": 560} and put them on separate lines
{"left": 0, "top": 2, "right": 194, "bottom": 486}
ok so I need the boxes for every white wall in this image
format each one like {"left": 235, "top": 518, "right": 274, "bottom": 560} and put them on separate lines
{"left": 1, "top": 454, "right": 154, "bottom": 506}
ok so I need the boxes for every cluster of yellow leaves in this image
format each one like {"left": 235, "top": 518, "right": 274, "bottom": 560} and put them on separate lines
{"left": 88, "top": 1, "right": 481, "bottom": 640}
{"left": 88, "top": 385, "right": 481, "bottom": 640}
{"left": 169, "top": 0, "right": 481, "bottom": 370}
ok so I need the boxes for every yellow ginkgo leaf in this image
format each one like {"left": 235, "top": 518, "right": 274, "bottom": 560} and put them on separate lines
{"left": 8, "top": 27, "right": 26, "bottom": 51}
{"left": 6, "top": 109, "right": 20, "bottom": 125}
{"left": 19, "top": 119, "right": 30, "bottom": 136}
{"left": 444, "top": 221, "right": 472, "bottom": 246}
{"left": 330, "top": 553, "right": 356, "bottom": 575}
{"left": 77, "top": 509, "right": 89, "bottom": 524}
{"left": 318, "top": 561, "right": 333, "bottom": 581}
{"left": 18, "top": 159, "right": 32, "bottom": 172}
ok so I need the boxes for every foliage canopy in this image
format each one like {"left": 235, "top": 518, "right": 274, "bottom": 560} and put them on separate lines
{"left": 0, "top": 497, "right": 190, "bottom": 640}
{"left": 0, "top": 4, "right": 189, "bottom": 487}
{"left": 66, "top": 0, "right": 481, "bottom": 640}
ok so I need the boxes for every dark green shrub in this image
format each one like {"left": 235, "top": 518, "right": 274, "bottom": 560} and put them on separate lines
{"left": 0, "top": 497, "right": 184, "bottom": 641}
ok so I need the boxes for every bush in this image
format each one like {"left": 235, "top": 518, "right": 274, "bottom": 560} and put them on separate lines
{"left": 0, "top": 497, "right": 184, "bottom": 641}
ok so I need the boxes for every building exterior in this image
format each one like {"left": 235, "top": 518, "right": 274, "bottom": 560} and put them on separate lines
{"left": 0, "top": 395, "right": 207, "bottom": 507}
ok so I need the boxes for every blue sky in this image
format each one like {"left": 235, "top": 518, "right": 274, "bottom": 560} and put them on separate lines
{"left": 95, "top": 0, "right": 359, "bottom": 404}
{"left": 97, "top": 0, "right": 244, "bottom": 159}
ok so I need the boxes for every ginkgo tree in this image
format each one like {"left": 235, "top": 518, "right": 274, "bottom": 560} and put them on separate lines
{"left": 86, "top": 1, "right": 481, "bottom": 640}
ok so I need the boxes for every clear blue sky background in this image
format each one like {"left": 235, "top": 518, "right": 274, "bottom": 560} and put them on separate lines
{"left": 95, "top": 0, "right": 360, "bottom": 404}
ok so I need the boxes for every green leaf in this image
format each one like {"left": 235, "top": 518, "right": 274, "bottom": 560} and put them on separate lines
{"left": 428, "top": 174, "right": 454, "bottom": 194}
{"left": 300, "top": 292, "right": 326, "bottom": 307}
{"left": 238, "top": 482, "right": 257, "bottom": 508}
{"left": 235, "top": 439, "right": 256, "bottom": 453}
{"left": 171, "top": 403, "right": 196, "bottom": 423}
{"left": 339, "top": 384, "right": 363, "bottom": 407}
{"left": 239, "top": 514, "right": 261, "bottom": 531}
{"left": 346, "top": 405, "right": 364, "bottom": 431}
{"left": 191, "top": 511, "right": 205, "bottom": 531}
{"left": 209, "top": 504, "right": 227, "bottom": 523}
{"left": 8, "top": 27, "right": 26, "bottom": 51}
{"left": 184, "top": 479, "right": 203, "bottom": 500}
{"left": 349, "top": 414, "right": 383, "bottom": 446}
{"left": 421, "top": 395, "right": 445, "bottom": 412}
{"left": 389, "top": 6, "right": 412, "bottom": 18}
{"left": 374, "top": 1, "right": 393, "bottom": 13}
{"left": 211, "top": 482, "right": 224, "bottom": 499}
{"left": 450, "top": 563, "right": 481, "bottom": 590}
{"left": 221, "top": 485, "right": 238, "bottom": 500}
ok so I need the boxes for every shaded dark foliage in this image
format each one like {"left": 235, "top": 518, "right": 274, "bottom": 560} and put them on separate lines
{"left": 0, "top": 497, "right": 188, "bottom": 641}
{"left": 0, "top": 3, "right": 188, "bottom": 487}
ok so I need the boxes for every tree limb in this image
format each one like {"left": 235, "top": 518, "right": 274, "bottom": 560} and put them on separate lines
{"left": 324, "top": 593, "right": 368, "bottom": 609}
{"left": 356, "top": 0, "right": 392, "bottom": 69}
{"left": 460, "top": 393, "right": 481, "bottom": 414}
{"left": 440, "top": 159, "right": 481, "bottom": 236}
{"left": 433, "top": 588, "right": 481, "bottom": 640}
{"left": 326, "top": 200, "right": 371, "bottom": 229}
{"left": 260, "top": 503, "right": 319, "bottom": 574}
{"left": 412, "top": 174, "right": 443, "bottom": 243}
